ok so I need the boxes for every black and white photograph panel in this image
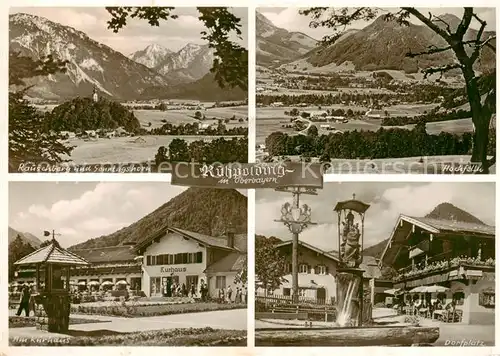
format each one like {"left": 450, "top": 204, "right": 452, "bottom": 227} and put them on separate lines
{"left": 8, "top": 182, "right": 248, "bottom": 346}
{"left": 254, "top": 182, "right": 495, "bottom": 346}
{"left": 9, "top": 7, "right": 248, "bottom": 173}
{"left": 256, "top": 7, "right": 496, "bottom": 174}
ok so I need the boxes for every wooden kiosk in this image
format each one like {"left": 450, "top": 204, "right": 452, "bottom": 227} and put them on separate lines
{"left": 14, "top": 239, "right": 89, "bottom": 333}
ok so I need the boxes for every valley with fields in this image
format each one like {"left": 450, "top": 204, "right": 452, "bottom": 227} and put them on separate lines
{"left": 255, "top": 8, "right": 496, "bottom": 173}
{"left": 9, "top": 8, "right": 248, "bottom": 172}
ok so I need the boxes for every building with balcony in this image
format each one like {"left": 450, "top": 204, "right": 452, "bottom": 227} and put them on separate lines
{"left": 379, "top": 213, "right": 495, "bottom": 324}
{"left": 14, "top": 227, "right": 247, "bottom": 299}
{"left": 256, "top": 240, "right": 382, "bottom": 304}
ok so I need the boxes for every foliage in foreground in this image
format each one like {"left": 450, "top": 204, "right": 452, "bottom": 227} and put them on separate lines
{"left": 9, "top": 327, "right": 247, "bottom": 346}
{"left": 265, "top": 124, "right": 495, "bottom": 160}
{"left": 71, "top": 301, "right": 247, "bottom": 318}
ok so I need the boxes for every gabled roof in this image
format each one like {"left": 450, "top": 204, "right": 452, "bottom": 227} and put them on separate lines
{"left": 380, "top": 214, "right": 495, "bottom": 266}
{"left": 15, "top": 241, "right": 89, "bottom": 266}
{"left": 275, "top": 240, "right": 340, "bottom": 262}
{"left": 405, "top": 216, "right": 495, "bottom": 236}
{"left": 135, "top": 226, "right": 244, "bottom": 253}
{"left": 205, "top": 252, "right": 247, "bottom": 274}
{"left": 71, "top": 245, "right": 137, "bottom": 264}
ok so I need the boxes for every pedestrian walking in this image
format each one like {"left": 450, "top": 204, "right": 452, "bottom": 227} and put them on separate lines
{"left": 16, "top": 285, "right": 31, "bottom": 317}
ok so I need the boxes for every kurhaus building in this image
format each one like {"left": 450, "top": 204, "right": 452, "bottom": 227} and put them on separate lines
{"left": 15, "top": 227, "right": 247, "bottom": 298}
{"left": 380, "top": 213, "right": 495, "bottom": 324}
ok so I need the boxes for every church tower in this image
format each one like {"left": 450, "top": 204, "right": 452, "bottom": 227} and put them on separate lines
{"left": 92, "top": 85, "right": 98, "bottom": 102}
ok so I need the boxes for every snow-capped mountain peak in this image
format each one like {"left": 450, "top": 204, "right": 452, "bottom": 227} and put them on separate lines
{"left": 129, "top": 43, "right": 173, "bottom": 69}
{"left": 9, "top": 13, "right": 168, "bottom": 100}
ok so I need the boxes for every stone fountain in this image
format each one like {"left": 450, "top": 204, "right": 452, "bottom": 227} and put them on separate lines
{"left": 334, "top": 196, "right": 369, "bottom": 327}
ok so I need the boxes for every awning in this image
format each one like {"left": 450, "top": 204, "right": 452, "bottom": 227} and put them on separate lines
{"left": 409, "top": 286, "right": 427, "bottom": 293}
{"left": 101, "top": 281, "right": 114, "bottom": 286}
{"left": 384, "top": 288, "right": 401, "bottom": 295}
{"left": 424, "top": 285, "right": 449, "bottom": 293}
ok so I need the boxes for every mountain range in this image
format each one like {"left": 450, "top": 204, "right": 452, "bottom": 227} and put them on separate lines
{"left": 9, "top": 13, "right": 238, "bottom": 101}
{"left": 69, "top": 188, "right": 248, "bottom": 250}
{"left": 257, "top": 11, "right": 496, "bottom": 73}
{"left": 8, "top": 226, "right": 42, "bottom": 248}
{"left": 256, "top": 11, "right": 318, "bottom": 67}
{"left": 129, "top": 43, "right": 214, "bottom": 84}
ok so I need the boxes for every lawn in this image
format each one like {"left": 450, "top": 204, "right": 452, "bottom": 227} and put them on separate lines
{"left": 71, "top": 301, "right": 247, "bottom": 318}
{"left": 9, "top": 327, "right": 247, "bottom": 346}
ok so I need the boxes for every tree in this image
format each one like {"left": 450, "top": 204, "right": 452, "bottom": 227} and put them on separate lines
{"left": 155, "top": 146, "right": 169, "bottom": 166}
{"left": 255, "top": 236, "right": 287, "bottom": 296}
{"left": 307, "top": 125, "right": 319, "bottom": 137}
{"left": 9, "top": 53, "right": 73, "bottom": 171}
{"left": 301, "top": 7, "right": 496, "bottom": 172}
{"left": 194, "top": 111, "right": 203, "bottom": 120}
{"left": 106, "top": 7, "right": 247, "bottom": 90}
{"left": 8, "top": 235, "right": 36, "bottom": 281}
{"left": 234, "top": 258, "right": 248, "bottom": 285}
{"left": 168, "top": 139, "right": 189, "bottom": 162}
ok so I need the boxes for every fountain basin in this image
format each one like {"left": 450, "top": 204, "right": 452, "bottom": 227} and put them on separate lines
{"left": 255, "top": 325, "right": 440, "bottom": 346}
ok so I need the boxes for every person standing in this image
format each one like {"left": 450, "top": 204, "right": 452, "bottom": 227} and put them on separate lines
{"left": 226, "top": 285, "right": 233, "bottom": 303}
{"left": 219, "top": 288, "right": 225, "bottom": 303}
{"left": 166, "top": 278, "right": 172, "bottom": 297}
{"left": 16, "top": 285, "right": 31, "bottom": 317}
{"left": 190, "top": 283, "right": 196, "bottom": 298}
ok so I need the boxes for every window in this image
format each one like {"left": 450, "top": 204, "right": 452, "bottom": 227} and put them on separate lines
{"left": 186, "top": 275, "right": 199, "bottom": 290}
{"left": 216, "top": 276, "right": 226, "bottom": 289}
{"left": 284, "top": 263, "right": 292, "bottom": 274}
{"left": 299, "top": 264, "right": 309, "bottom": 274}
{"left": 147, "top": 252, "right": 203, "bottom": 266}
{"left": 150, "top": 277, "right": 161, "bottom": 296}
{"left": 299, "top": 288, "right": 307, "bottom": 297}
{"left": 316, "top": 265, "right": 327, "bottom": 275}
{"left": 283, "top": 288, "right": 291, "bottom": 296}
{"left": 479, "top": 288, "right": 495, "bottom": 307}
{"left": 453, "top": 291, "right": 465, "bottom": 306}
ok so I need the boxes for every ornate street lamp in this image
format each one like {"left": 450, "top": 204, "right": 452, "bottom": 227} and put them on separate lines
{"left": 275, "top": 186, "right": 317, "bottom": 303}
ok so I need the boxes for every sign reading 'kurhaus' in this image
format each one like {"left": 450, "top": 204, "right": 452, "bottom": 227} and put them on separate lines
{"left": 171, "top": 162, "right": 323, "bottom": 189}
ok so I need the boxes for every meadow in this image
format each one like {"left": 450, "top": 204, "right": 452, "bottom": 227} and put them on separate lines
{"left": 62, "top": 135, "right": 244, "bottom": 164}
{"left": 255, "top": 105, "right": 468, "bottom": 145}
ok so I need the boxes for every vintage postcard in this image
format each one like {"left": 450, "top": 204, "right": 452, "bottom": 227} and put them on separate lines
{"left": 8, "top": 182, "right": 248, "bottom": 346}
{"left": 9, "top": 7, "right": 248, "bottom": 173}
{"left": 255, "top": 182, "right": 495, "bottom": 346}
{"left": 256, "top": 7, "right": 496, "bottom": 174}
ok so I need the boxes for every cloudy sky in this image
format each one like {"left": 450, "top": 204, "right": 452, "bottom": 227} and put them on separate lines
{"left": 9, "top": 182, "right": 189, "bottom": 247}
{"left": 10, "top": 7, "right": 248, "bottom": 55}
{"left": 256, "top": 182, "right": 495, "bottom": 252}
{"left": 259, "top": 7, "right": 496, "bottom": 41}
